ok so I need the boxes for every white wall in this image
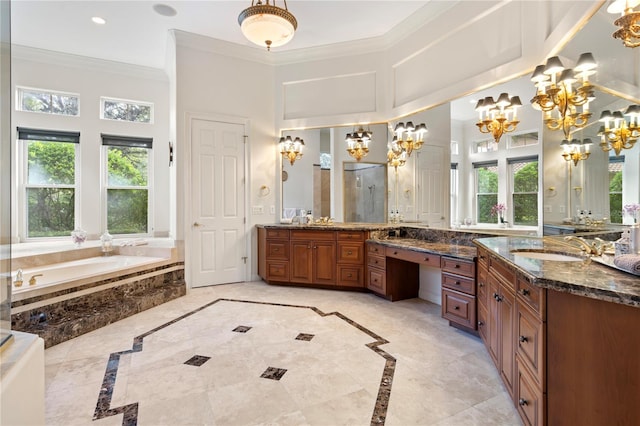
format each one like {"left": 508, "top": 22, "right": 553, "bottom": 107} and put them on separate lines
{"left": 11, "top": 47, "right": 170, "bottom": 241}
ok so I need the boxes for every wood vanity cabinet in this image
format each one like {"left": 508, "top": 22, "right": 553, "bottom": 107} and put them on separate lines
{"left": 290, "top": 230, "right": 336, "bottom": 285}
{"left": 336, "top": 231, "right": 366, "bottom": 288}
{"left": 366, "top": 242, "right": 386, "bottom": 295}
{"left": 258, "top": 228, "right": 290, "bottom": 283}
{"left": 441, "top": 256, "right": 477, "bottom": 331}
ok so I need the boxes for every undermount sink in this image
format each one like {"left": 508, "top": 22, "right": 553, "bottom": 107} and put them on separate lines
{"left": 510, "top": 250, "right": 584, "bottom": 262}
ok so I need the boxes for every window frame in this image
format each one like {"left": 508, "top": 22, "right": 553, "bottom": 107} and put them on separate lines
{"left": 507, "top": 131, "right": 539, "bottom": 149}
{"left": 509, "top": 156, "right": 539, "bottom": 227}
{"left": 16, "top": 86, "right": 80, "bottom": 117}
{"left": 18, "top": 127, "right": 81, "bottom": 241}
{"left": 474, "top": 161, "right": 499, "bottom": 224}
{"left": 102, "top": 134, "right": 153, "bottom": 236}
{"left": 100, "top": 96, "right": 154, "bottom": 124}
{"left": 609, "top": 155, "right": 624, "bottom": 224}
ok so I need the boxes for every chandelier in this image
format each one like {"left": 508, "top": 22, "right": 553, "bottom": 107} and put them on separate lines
{"left": 530, "top": 53, "right": 597, "bottom": 139}
{"left": 561, "top": 138, "right": 592, "bottom": 166}
{"left": 475, "top": 93, "right": 522, "bottom": 143}
{"left": 608, "top": 0, "right": 640, "bottom": 48}
{"left": 278, "top": 135, "right": 304, "bottom": 165}
{"left": 598, "top": 105, "right": 640, "bottom": 155}
{"left": 345, "top": 126, "right": 372, "bottom": 161}
{"left": 238, "top": 0, "right": 297, "bottom": 51}
{"left": 389, "top": 121, "right": 428, "bottom": 159}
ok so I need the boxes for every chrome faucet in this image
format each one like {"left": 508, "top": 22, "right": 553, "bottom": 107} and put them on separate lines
{"left": 29, "top": 274, "right": 43, "bottom": 286}
{"left": 564, "top": 236, "right": 602, "bottom": 256}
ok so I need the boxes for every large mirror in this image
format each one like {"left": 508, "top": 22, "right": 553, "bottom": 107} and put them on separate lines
{"left": 279, "top": 4, "right": 640, "bottom": 231}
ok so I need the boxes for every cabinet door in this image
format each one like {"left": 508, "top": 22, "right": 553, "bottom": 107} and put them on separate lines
{"left": 499, "top": 284, "right": 516, "bottom": 398}
{"left": 313, "top": 240, "right": 336, "bottom": 284}
{"left": 488, "top": 275, "right": 500, "bottom": 368}
{"left": 290, "top": 240, "right": 312, "bottom": 283}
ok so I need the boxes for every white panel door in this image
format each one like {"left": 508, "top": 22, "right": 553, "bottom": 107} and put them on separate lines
{"left": 191, "top": 118, "right": 246, "bottom": 287}
{"left": 416, "top": 146, "right": 447, "bottom": 227}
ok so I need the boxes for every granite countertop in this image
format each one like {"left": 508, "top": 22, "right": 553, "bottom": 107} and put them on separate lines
{"left": 257, "top": 222, "right": 395, "bottom": 231}
{"left": 474, "top": 236, "right": 640, "bottom": 308}
{"left": 368, "top": 238, "right": 477, "bottom": 261}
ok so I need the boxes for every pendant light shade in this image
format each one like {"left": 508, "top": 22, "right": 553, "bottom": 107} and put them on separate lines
{"left": 238, "top": 0, "right": 298, "bottom": 51}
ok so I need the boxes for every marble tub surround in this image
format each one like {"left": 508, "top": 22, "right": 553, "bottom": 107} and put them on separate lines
{"left": 474, "top": 236, "right": 640, "bottom": 307}
{"left": 12, "top": 265, "right": 185, "bottom": 348}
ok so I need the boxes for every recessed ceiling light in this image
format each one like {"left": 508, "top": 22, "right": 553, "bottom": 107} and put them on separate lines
{"left": 153, "top": 4, "right": 177, "bottom": 17}
{"left": 91, "top": 16, "right": 106, "bottom": 25}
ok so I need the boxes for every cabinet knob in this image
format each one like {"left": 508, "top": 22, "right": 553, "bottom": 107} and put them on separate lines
{"left": 479, "top": 282, "right": 484, "bottom": 288}
{"left": 518, "top": 398, "right": 528, "bottom": 407}
{"left": 454, "top": 264, "right": 460, "bottom": 268}
{"left": 520, "top": 288, "right": 530, "bottom": 296}
{"left": 313, "top": 246, "right": 317, "bottom": 249}
{"left": 307, "top": 245, "right": 311, "bottom": 249}
{"left": 393, "top": 251, "right": 398, "bottom": 255}
{"left": 274, "top": 248, "right": 279, "bottom": 251}
{"left": 478, "top": 321, "right": 484, "bottom": 327}
{"left": 493, "top": 292, "right": 499, "bottom": 300}
{"left": 455, "top": 281, "right": 460, "bottom": 286}
{"left": 424, "top": 257, "right": 429, "bottom": 262}
{"left": 347, "top": 250, "right": 353, "bottom": 255}
{"left": 519, "top": 335, "right": 528, "bottom": 343}
{"left": 347, "top": 273, "right": 353, "bottom": 278}
{"left": 453, "top": 306, "right": 460, "bottom": 310}
{"left": 480, "top": 255, "right": 486, "bottom": 260}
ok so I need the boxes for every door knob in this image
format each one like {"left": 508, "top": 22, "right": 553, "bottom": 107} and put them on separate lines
{"left": 193, "top": 222, "right": 203, "bottom": 227}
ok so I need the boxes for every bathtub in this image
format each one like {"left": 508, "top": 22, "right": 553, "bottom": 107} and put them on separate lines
{"left": 12, "top": 255, "right": 167, "bottom": 298}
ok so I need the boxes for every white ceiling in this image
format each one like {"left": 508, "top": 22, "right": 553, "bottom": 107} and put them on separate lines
{"left": 11, "top": 0, "right": 430, "bottom": 69}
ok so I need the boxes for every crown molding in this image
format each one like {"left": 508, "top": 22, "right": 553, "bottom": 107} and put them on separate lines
{"left": 12, "top": 44, "right": 168, "bottom": 82}
{"left": 172, "top": 30, "right": 276, "bottom": 66}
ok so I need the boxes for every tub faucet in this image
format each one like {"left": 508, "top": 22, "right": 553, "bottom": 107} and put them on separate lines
{"left": 29, "top": 274, "right": 43, "bottom": 286}
{"left": 14, "top": 269, "right": 23, "bottom": 287}
{"left": 564, "top": 236, "right": 602, "bottom": 256}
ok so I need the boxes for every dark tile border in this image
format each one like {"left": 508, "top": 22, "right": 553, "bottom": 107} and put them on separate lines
{"left": 93, "top": 298, "right": 395, "bottom": 426}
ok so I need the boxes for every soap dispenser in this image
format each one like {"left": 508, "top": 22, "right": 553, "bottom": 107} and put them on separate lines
{"left": 615, "top": 229, "right": 631, "bottom": 257}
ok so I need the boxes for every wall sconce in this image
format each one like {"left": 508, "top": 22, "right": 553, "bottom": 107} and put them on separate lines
{"left": 475, "top": 93, "right": 522, "bottom": 143}
{"left": 278, "top": 135, "right": 304, "bottom": 165}
{"left": 345, "top": 126, "right": 372, "bottom": 161}
{"left": 608, "top": 0, "right": 640, "bottom": 48}
{"left": 598, "top": 105, "right": 639, "bottom": 155}
{"left": 561, "top": 138, "right": 591, "bottom": 166}
{"left": 390, "top": 121, "right": 427, "bottom": 158}
{"left": 530, "top": 53, "right": 597, "bottom": 139}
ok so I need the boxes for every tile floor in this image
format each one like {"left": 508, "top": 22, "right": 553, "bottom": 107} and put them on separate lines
{"left": 44, "top": 281, "right": 522, "bottom": 426}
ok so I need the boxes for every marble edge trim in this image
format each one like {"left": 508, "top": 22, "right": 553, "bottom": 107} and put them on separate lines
{"left": 93, "top": 298, "right": 396, "bottom": 426}
{"left": 368, "top": 239, "right": 477, "bottom": 260}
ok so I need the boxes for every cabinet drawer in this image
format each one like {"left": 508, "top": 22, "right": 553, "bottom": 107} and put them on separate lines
{"left": 367, "top": 268, "right": 386, "bottom": 294}
{"left": 386, "top": 247, "right": 440, "bottom": 266}
{"left": 266, "top": 229, "right": 289, "bottom": 239}
{"left": 367, "top": 254, "right": 386, "bottom": 269}
{"left": 516, "top": 302, "right": 545, "bottom": 387}
{"left": 266, "top": 240, "right": 289, "bottom": 260}
{"left": 266, "top": 261, "right": 289, "bottom": 281}
{"left": 337, "top": 265, "right": 364, "bottom": 288}
{"left": 477, "top": 267, "right": 489, "bottom": 309}
{"left": 442, "top": 272, "right": 476, "bottom": 295}
{"left": 290, "top": 230, "right": 335, "bottom": 241}
{"left": 367, "top": 242, "right": 385, "bottom": 255}
{"left": 337, "top": 242, "right": 364, "bottom": 264}
{"left": 517, "top": 276, "right": 545, "bottom": 316}
{"left": 441, "top": 256, "right": 476, "bottom": 278}
{"left": 516, "top": 358, "right": 545, "bottom": 426}
{"left": 441, "top": 289, "right": 476, "bottom": 329}
{"left": 337, "top": 231, "right": 364, "bottom": 241}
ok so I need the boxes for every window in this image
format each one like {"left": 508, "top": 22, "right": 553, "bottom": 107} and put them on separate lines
{"left": 609, "top": 156, "right": 624, "bottom": 224}
{"left": 18, "top": 128, "right": 79, "bottom": 238}
{"left": 16, "top": 87, "right": 79, "bottom": 116}
{"left": 509, "top": 132, "right": 539, "bottom": 148}
{"left": 101, "top": 97, "right": 153, "bottom": 123}
{"left": 510, "top": 156, "right": 539, "bottom": 226}
{"left": 103, "top": 134, "right": 152, "bottom": 235}
{"left": 474, "top": 161, "right": 498, "bottom": 223}
{"left": 451, "top": 141, "right": 459, "bottom": 156}
{"left": 474, "top": 138, "right": 498, "bottom": 153}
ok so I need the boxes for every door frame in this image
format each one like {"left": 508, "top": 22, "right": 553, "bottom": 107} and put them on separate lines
{"left": 184, "top": 111, "right": 250, "bottom": 289}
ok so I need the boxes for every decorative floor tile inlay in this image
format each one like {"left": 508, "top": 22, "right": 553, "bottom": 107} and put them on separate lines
{"left": 295, "top": 333, "right": 315, "bottom": 341}
{"left": 93, "top": 298, "right": 395, "bottom": 426}
{"left": 184, "top": 355, "right": 211, "bottom": 367}
{"left": 260, "top": 367, "right": 288, "bottom": 381}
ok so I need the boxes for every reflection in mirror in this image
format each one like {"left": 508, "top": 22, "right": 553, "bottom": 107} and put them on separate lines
{"left": 343, "top": 163, "right": 386, "bottom": 223}
{"left": 281, "top": 123, "right": 389, "bottom": 223}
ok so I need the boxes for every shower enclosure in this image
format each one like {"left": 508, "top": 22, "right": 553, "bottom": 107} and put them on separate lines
{"left": 343, "top": 162, "right": 387, "bottom": 223}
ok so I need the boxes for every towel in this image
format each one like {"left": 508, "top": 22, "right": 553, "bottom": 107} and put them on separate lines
{"left": 613, "top": 254, "right": 640, "bottom": 276}
{"left": 283, "top": 208, "right": 296, "bottom": 219}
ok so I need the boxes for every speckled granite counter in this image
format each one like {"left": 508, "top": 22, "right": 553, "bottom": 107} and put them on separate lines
{"left": 367, "top": 238, "right": 477, "bottom": 261}
{"left": 257, "top": 223, "right": 393, "bottom": 231}
{"left": 474, "top": 236, "right": 640, "bottom": 308}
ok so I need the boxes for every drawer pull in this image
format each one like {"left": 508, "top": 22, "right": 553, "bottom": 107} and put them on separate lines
{"left": 520, "top": 288, "right": 530, "bottom": 296}
{"left": 480, "top": 255, "right": 486, "bottom": 260}
{"left": 393, "top": 251, "right": 398, "bottom": 255}
{"left": 424, "top": 257, "right": 429, "bottom": 261}
{"left": 455, "top": 281, "right": 460, "bottom": 286}
{"left": 519, "top": 335, "right": 528, "bottom": 343}
{"left": 454, "top": 264, "right": 460, "bottom": 268}
{"left": 347, "top": 250, "right": 353, "bottom": 255}
{"left": 518, "top": 398, "right": 528, "bottom": 407}
{"left": 347, "top": 273, "right": 353, "bottom": 278}
{"left": 274, "top": 248, "right": 279, "bottom": 251}
{"left": 453, "top": 306, "right": 460, "bottom": 310}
